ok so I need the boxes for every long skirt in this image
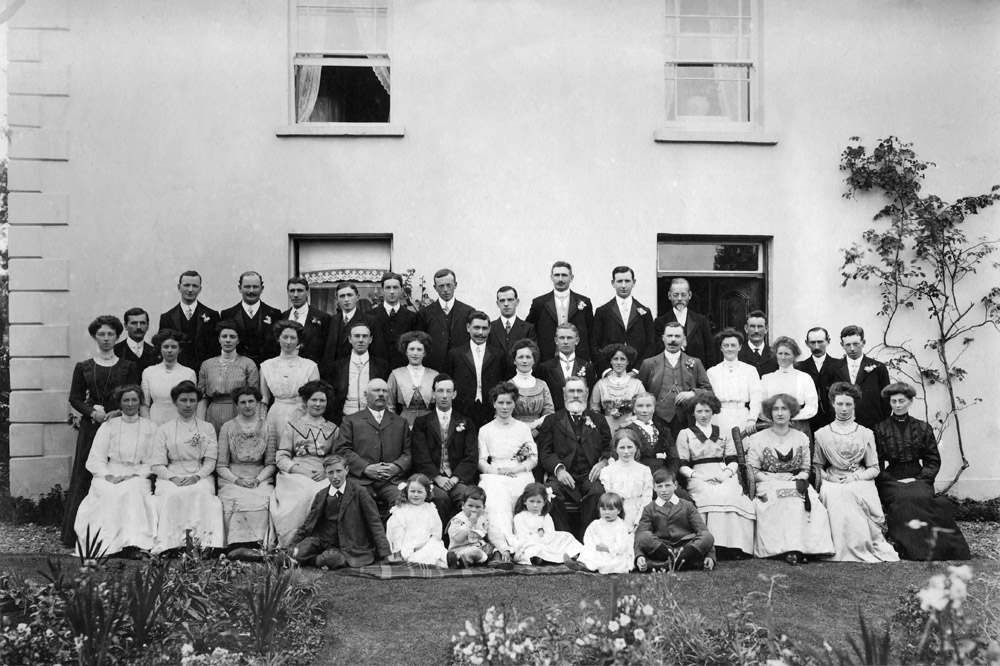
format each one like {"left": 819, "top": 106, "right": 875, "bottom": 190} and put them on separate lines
{"left": 270, "top": 470, "right": 328, "bottom": 547}
{"left": 205, "top": 399, "right": 237, "bottom": 435}
{"left": 153, "top": 477, "right": 224, "bottom": 553}
{"left": 514, "top": 533, "right": 583, "bottom": 564}
{"left": 218, "top": 463, "right": 275, "bottom": 547}
{"left": 753, "top": 476, "right": 834, "bottom": 558}
{"left": 74, "top": 476, "right": 157, "bottom": 554}
{"left": 820, "top": 479, "right": 899, "bottom": 563}
{"left": 61, "top": 420, "right": 100, "bottom": 546}
{"left": 687, "top": 464, "right": 756, "bottom": 555}
{"left": 479, "top": 472, "right": 533, "bottom": 552}
{"left": 878, "top": 478, "right": 970, "bottom": 560}
{"left": 404, "top": 541, "right": 450, "bottom": 567}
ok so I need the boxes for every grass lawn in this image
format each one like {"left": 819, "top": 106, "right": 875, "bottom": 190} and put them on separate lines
{"left": 320, "top": 558, "right": 1000, "bottom": 666}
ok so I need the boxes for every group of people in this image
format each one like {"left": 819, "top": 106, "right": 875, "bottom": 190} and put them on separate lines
{"left": 62, "top": 262, "right": 969, "bottom": 571}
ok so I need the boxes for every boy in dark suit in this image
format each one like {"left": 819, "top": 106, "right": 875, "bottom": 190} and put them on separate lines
{"left": 288, "top": 455, "right": 391, "bottom": 569}
{"left": 634, "top": 468, "right": 715, "bottom": 572}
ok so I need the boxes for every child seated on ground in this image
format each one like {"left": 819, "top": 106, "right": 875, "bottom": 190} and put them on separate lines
{"left": 634, "top": 468, "right": 716, "bottom": 572}
{"left": 447, "top": 486, "right": 500, "bottom": 569}
{"left": 512, "top": 483, "right": 582, "bottom": 565}
{"left": 288, "top": 454, "right": 391, "bottom": 569}
{"left": 386, "top": 474, "right": 449, "bottom": 567}
{"left": 563, "top": 492, "right": 633, "bottom": 574}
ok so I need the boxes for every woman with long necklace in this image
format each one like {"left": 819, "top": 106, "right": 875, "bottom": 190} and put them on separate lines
{"left": 62, "top": 315, "right": 141, "bottom": 547}
{"left": 217, "top": 385, "right": 277, "bottom": 555}
{"left": 73, "top": 384, "right": 157, "bottom": 556}
{"left": 149, "top": 380, "right": 224, "bottom": 554}
{"left": 813, "top": 382, "right": 899, "bottom": 563}
{"left": 141, "top": 329, "right": 197, "bottom": 425}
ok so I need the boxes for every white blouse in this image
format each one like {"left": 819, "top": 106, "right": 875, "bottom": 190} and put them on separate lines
{"left": 706, "top": 360, "right": 762, "bottom": 422}
{"left": 760, "top": 367, "right": 818, "bottom": 421}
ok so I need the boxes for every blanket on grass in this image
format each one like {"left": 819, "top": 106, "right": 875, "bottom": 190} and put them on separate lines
{"left": 331, "top": 562, "right": 581, "bottom": 580}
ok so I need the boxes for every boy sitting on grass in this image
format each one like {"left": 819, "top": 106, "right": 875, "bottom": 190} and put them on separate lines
{"left": 289, "top": 454, "right": 391, "bottom": 569}
{"left": 634, "top": 468, "right": 716, "bottom": 572}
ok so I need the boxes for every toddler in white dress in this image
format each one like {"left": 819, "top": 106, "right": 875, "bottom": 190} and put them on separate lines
{"left": 386, "top": 474, "right": 448, "bottom": 567}
{"left": 512, "top": 483, "right": 582, "bottom": 564}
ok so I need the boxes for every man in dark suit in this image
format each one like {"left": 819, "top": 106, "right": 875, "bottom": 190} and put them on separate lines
{"left": 281, "top": 276, "right": 331, "bottom": 365}
{"left": 158, "top": 270, "right": 220, "bottom": 371}
{"left": 116, "top": 307, "right": 156, "bottom": 373}
{"left": 322, "top": 282, "right": 374, "bottom": 370}
{"left": 794, "top": 326, "right": 840, "bottom": 432}
{"left": 738, "top": 309, "right": 777, "bottom": 376}
{"left": 820, "top": 324, "right": 890, "bottom": 430}
{"left": 525, "top": 261, "right": 594, "bottom": 363}
{"left": 591, "top": 266, "right": 657, "bottom": 374}
{"left": 417, "top": 268, "right": 477, "bottom": 371}
{"left": 488, "top": 285, "right": 537, "bottom": 377}
{"left": 637, "top": 322, "right": 714, "bottom": 443}
{"left": 369, "top": 271, "right": 418, "bottom": 370}
{"left": 444, "top": 311, "right": 504, "bottom": 428}
{"left": 539, "top": 322, "right": 597, "bottom": 412}
{"left": 220, "top": 271, "right": 282, "bottom": 367}
{"left": 653, "top": 277, "right": 716, "bottom": 369}
{"left": 334, "top": 378, "right": 412, "bottom": 513}
{"left": 537, "top": 376, "right": 613, "bottom": 538}
{"left": 411, "top": 374, "right": 480, "bottom": 524}
{"left": 325, "top": 321, "right": 390, "bottom": 425}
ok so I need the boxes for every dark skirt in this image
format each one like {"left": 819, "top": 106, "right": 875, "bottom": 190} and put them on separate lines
{"left": 877, "top": 477, "right": 970, "bottom": 560}
{"left": 61, "top": 420, "right": 100, "bottom": 547}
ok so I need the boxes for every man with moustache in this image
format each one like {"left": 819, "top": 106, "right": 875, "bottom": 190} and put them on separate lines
{"left": 326, "top": 321, "right": 390, "bottom": 425}
{"left": 159, "top": 270, "right": 220, "bottom": 370}
{"left": 281, "top": 276, "right": 331, "bottom": 364}
{"left": 794, "top": 326, "right": 840, "bottom": 432}
{"left": 488, "top": 286, "right": 537, "bottom": 376}
{"left": 444, "top": 311, "right": 504, "bottom": 427}
{"left": 821, "top": 325, "right": 890, "bottom": 430}
{"left": 220, "top": 271, "right": 282, "bottom": 366}
{"left": 652, "top": 278, "right": 715, "bottom": 369}
{"left": 321, "top": 282, "right": 374, "bottom": 372}
{"left": 116, "top": 307, "right": 156, "bottom": 373}
{"left": 417, "top": 268, "right": 477, "bottom": 371}
{"left": 525, "top": 261, "right": 594, "bottom": 363}
{"left": 369, "top": 271, "right": 418, "bottom": 370}
{"left": 537, "top": 376, "right": 613, "bottom": 537}
{"left": 591, "top": 266, "right": 657, "bottom": 374}
{"left": 334, "top": 378, "right": 411, "bottom": 513}
{"left": 539, "top": 323, "right": 597, "bottom": 412}
{"left": 638, "top": 322, "right": 714, "bottom": 442}
{"left": 738, "top": 310, "right": 777, "bottom": 376}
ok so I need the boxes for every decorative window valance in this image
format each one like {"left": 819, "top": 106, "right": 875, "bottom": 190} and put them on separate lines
{"left": 303, "top": 269, "right": 387, "bottom": 284}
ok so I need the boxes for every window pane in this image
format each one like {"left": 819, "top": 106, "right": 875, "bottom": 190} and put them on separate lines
{"left": 297, "top": 3, "right": 387, "bottom": 54}
{"left": 670, "top": 64, "right": 749, "bottom": 121}
{"left": 657, "top": 243, "right": 761, "bottom": 272}
{"left": 295, "top": 63, "right": 390, "bottom": 123}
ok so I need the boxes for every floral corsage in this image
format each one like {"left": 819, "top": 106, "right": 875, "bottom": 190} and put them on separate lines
{"left": 514, "top": 442, "right": 535, "bottom": 463}
{"left": 583, "top": 416, "right": 596, "bottom": 430}
{"left": 576, "top": 367, "right": 588, "bottom": 378}
{"left": 684, "top": 359, "right": 696, "bottom": 369}
{"left": 188, "top": 432, "right": 205, "bottom": 447}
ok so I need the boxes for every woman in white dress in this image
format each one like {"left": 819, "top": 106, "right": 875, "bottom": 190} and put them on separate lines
{"left": 386, "top": 331, "right": 438, "bottom": 428}
{"left": 814, "top": 382, "right": 899, "bottom": 563}
{"left": 478, "top": 381, "right": 538, "bottom": 566}
{"left": 706, "top": 329, "right": 762, "bottom": 436}
{"left": 676, "top": 394, "right": 756, "bottom": 556}
{"left": 141, "top": 329, "right": 197, "bottom": 426}
{"left": 590, "top": 344, "right": 645, "bottom": 433}
{"left": 760, "top": 336, "right": 818, "bottom": 437}
{"left": 270, "top": 380, "right": 339, "bottom": 547}
{"left": 745, "top": 394, "right": 834, "bottom": 564}
{"left": 149, "top": 380, "right": 224, "bottom": 554}
{"left": 74, "top": 384, "right": 158, "bottom": 556}
{"left": 260, "top": 320, "right": 320, "bottom": 435}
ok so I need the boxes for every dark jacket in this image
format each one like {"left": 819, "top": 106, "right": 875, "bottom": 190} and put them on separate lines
{"left": 525, "top": 290, "right": 594, "bottom": 363}
{"left": 281, "top": 305, "right": 332, "bottom": 365}
{"left": 219, "top": 301, "right": 283, "bottom": 366}
{"left": 416, "top": 299, "right": 477, "bottom": 371}
{"left": 158, "top": 302, "right": 220, "bottom": 371}
{"left": 324, "top": 355, "right": 391, "bottom": 425}
{"left": 290, "top": 479, "right": 391, "bottom": 567}
{"left": 411, "top": 409, "right": 479, "bottom": 484}
{"left": 536, "top": 409, "right": 613, "bottom": 479}
{"left": 592, "top": 297, "right": 657, "bottom": 373}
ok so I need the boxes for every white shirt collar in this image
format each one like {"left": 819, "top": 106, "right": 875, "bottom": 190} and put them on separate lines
{"left": 383, "top": 302, "right": 399, "bottom": 315}
{"left": 368, "top": 407, "right": 384, "bottom": 419}
{"left": 664, "top": 350, "right": 681, "bottom": 364}
{"left": 181, "top": 300, "right": 200, "bottom": 312}
{"left": 341, "top": 308, "right": 357, "bottom": 322}
{"left": 352, "top": 351, "right": 370, "bottom": 364}
{"left": 554, "top": 290, "right": 570, "bottom": 301}
{"left": 471, "top": 341, "right": 485, "bottom": 352}
{"left": 501, "top": 315, "right": 516, "bottom": 326}
{"left": 437, "top": 407, "right": 452, "bottom": 421}
{"left": 291, "top": 304, "right": 309, "bottom": 319}
{"left": 129, "top": 339, "right": 145, "bottom": 355}
{"left": 243, "top": 302, "right": 258, "bottom": 317}
{"left": 438, "top": 297, "right": 454, "bottom": 309}
{"left": 813, "top": 354, "right": 828, "bottom": 367}
{"left": 655, "top": 495, "right": 680, "bottom": 507}
{"left": 328, "top": 484, "right": 343, "bottom": 497}
{"left": 616, "top": 296, "right": 633, "bottom": 309}
{"left": 559, "top": 352, "right": 575, "bottom": 363}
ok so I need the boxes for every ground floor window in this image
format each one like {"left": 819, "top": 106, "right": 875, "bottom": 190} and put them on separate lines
{"left": 293, "top": 235, "right": 392, "bottom": 313}
{"left": 656, "top": 234, "right": 769, "bottom": 335}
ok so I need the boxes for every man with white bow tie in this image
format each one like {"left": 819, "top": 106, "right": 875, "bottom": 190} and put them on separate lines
{"left": 820, "top": 324, "right": 890, "bottom": 430}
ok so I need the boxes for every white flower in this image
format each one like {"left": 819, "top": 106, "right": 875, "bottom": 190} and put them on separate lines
{"left": 470, "top": 656, "right": 483, "bottom": 665}
{"left": 17, "top": 623, "right": 28, "bottom": 632}
{"left": 638, "top": 307, "right": 647, "bottom": 316}
{"left": 465, "top": 620, "right": 477, "bottom": 636}
{"left": 642, "top": 604, "right": 654, "bottom": 616}
{"left": 949, "top": 565, "right": 973, "bottom": 582}
{"left": 613, "top": 637, "right": 627, "bottom": 651}
{"left": 181, "top": 643, "right": 195, "bottom": 657}
{"left": 906, "top": 519, "right": 928, "bottom": 530}
{"left": 950, "top": 577, "right": 968, "bottom": 607}
{"left": 917, "top": 585, "right": 949, "bottom": 612}
{"left": 608, "top": 620, "right": 620, "bottom": 632}
{"left": 766, "top": 660, "right": 790, "bottom": 666}
{"left": 618, "top": 613, "right": 631, "bottom": 626}
{"left": 578, "top": 301, "right": 587, "bottom": 311}
{"left": 634, "top": 628, "right": 646, "bottom": 641}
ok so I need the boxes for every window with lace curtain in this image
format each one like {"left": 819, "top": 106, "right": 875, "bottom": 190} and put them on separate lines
{"left": 291, "top": 0, "right": 391, "bottom": 124}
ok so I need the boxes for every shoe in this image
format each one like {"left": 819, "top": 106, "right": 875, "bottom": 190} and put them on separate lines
{"left": 703, "top": 557, "right": 716, "bottom": 571}
{"left": 530, "top": 557, "right": 545, "bottom": 566}
{"left": 562, "top": 554, "right": 589, "bottom": 572}
{"left": 784, "top": 552, "right": 801, "bottom": 566}
{"left": 634, "top": 556, "right": 648, "bottom": 572}
{"left": 488, "top": 551, "right": 515, "bottom": 571}
{"left": 447, "top": 551, "right": 460, "bottom": 569}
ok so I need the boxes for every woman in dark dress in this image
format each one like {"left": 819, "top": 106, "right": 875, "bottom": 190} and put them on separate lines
{"left": 62, "top": 315, "right": 141, "bottom": 547}
{"left": 873, "top": 382, "right": 970, "bottom": 560}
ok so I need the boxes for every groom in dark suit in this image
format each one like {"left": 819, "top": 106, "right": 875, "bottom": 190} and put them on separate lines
{"left": 220, "top": 271, "right": 282, "bottom": 367}
{"left": 488, "top": 286, "right": 537, "bottom": 377}
{"left": 537, "top": 376, "right": 613, "bottom": 538}
{"left": 591, "top": 266, "right": 657, "bottom": 374}
{"left": 281, "top": 276, "right": 331, "bottom": 365}
{"left": 653, "top": 278, "right": 716, "bottom": 369}
{"left": 158, "top": 270, "right": 220, "bottom": 370}
{"left": 638, "top": 322, "right": 714, "bottom": 442}
{"left": 368, "top": 271, "right": 418, "bottom": 370}
{"left": 116, "top": 307, "right": 156, "bottom": 373}
{"left": 444, "top": 311, "right": 504, "bottom": 427}
{"left": 821, "top": 324, "right": 890, "bottom": 430}
{"left": 411, "top": 374, "right": 480, "bottom": 524}
{"left": 525, "top": 261, "right": 594, "bottom": 363}
{"left": 417, "top": 268, "right": 477, "bottom": 371}
{"left": 794, "top": 326, "right": 840, "bottom": 432}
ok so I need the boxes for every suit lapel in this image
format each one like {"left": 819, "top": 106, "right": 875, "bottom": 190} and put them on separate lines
{"left": 171, "top": 306, "right": 183, "bottom": 332}
{"left": 854, "top": 356, "right": 871, "bottom": 385}
{"left": 543, "top": 294, "right": 558, "bottom": 322}
{"left": 626, "top": 301, "right": 639, "bottom": 330}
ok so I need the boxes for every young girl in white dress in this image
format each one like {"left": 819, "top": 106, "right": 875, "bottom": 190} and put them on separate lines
{"left": 564, "top": 492, "right": 634, "bottom": 574}
{"left": 512, "top": 483, "right": 582, "bottom": 565}
{"left": 386, "top": 474, "right": 449, "bottom": 567}
{"left": 599, "top": 430, "right": 654, "bottom": 533}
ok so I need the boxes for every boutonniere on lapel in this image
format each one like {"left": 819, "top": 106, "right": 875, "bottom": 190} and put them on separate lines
{"left": 311, "top": 317, "right": 321, "bottom": 325}
{"left": 583, "top": 416, "right": 596, "bottom": 430}
{"left": 684, "top": 359, "right": 696, "bottom": 370}
{"left": 864, "top": 364, "right": 878, "bottom": 373}
{"left": 637, "top": 307, "right": 647, "bottom": 316}
{"left": 576, "top": 367, "right": 588, "bottom": 378}
{"left": 577, "top": 301, "right": 588, "bottom": 311}
{"left": 263, "top": 316, "right": 272, "bottom": 325}
{"left": 455, "top": 421, "right": 467, "bottom": 433}
{"left": 201, "top": 313, "right": 210, "bottom": 323}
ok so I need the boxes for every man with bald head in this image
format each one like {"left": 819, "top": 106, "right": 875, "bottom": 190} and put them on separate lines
{"left": 652, "top": 278, "right": 715, "bottom": 368}
{"left": 334, "top": 378, "right": 411, "bottom": 513}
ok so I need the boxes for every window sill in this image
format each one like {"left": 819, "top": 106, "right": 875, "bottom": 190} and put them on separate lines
{"left": 275, "top": 123, "right": 405, "bottom": 137}
{"left": 653, "top": 129, "right": 779, "bottom": 145}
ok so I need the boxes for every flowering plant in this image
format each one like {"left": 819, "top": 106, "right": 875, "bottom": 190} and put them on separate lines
{"left": 189, "top": 432, "right": 205, "bottom": 447}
